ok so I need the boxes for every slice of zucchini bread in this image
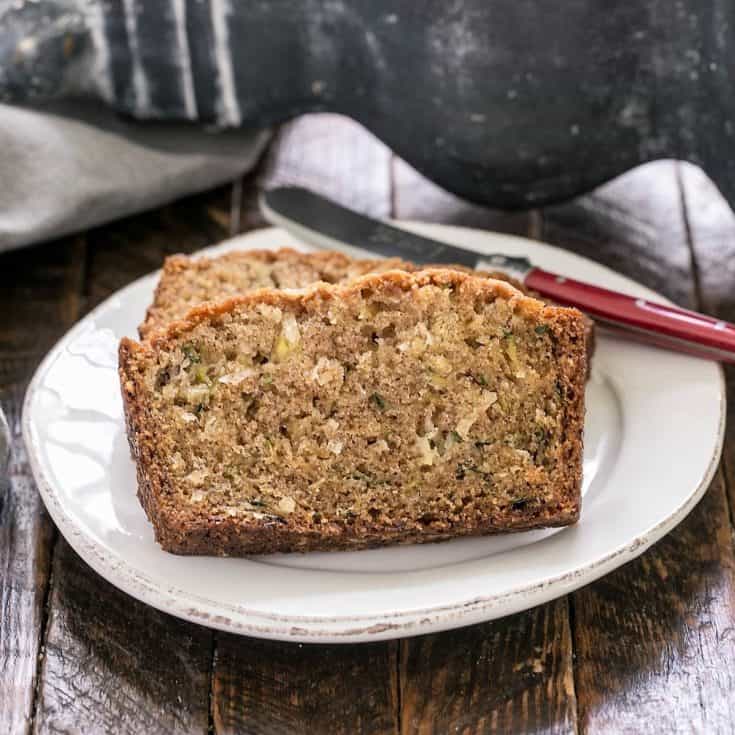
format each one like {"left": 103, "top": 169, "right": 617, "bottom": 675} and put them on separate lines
{"left": 140, "top": 248, "right": 411, "bottom": 338}
{"left": 120, "top": 269, "right": 587, "bottom": 556}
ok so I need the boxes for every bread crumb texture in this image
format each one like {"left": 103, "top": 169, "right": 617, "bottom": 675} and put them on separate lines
{"left": 121, "top": 268, "right": 587, "bottom": 555}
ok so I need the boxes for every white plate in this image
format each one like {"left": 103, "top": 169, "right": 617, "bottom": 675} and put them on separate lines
{"left": 23, "top": 224, "right": 725, "bottom": 643}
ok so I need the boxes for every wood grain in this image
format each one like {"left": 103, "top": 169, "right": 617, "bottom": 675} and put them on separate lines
{"left": 29, "top": 190, "right": 235, "bottom": 735}
{"left": 84, "top": 185, "right": 232, "bottom": 307}
{"left": 33, "top": 541, "right": 212, "bottom": 735}
{"left": 393, "top": 156, "right": 577, "bottom": 735}
{"left": 542, "top": 161, "right": 694, "bottom": 306}
{"left": 215, "top": 117, "right": 578, "bottom": 735}
{"left": 571, "top": 472, "right": 735, "bottom": 734}
{"left": 678, "top": 162, "right": 735, "bottom": 514}
{"left": 213, "top": 635, "right": 398, "bottom": 735}
{"left": 212, "top": 112, "right": 400, "bottom": 735}
{"left": 392, "top": 158, "right": 538, "bottom": 237}
{"left": 4, "top": 118, "right": 735, "bottom": 734}
{"left": 543, "top": 160, "right": 735, "bottom": 734}
{"left": 399, "top": 604, "right": 577, "bottom": 735}
{"left": 0, "top": 238, "right": 86, "bottom": 735}
{"left": 258, "top": 113, "right": 393, "bottom": 220}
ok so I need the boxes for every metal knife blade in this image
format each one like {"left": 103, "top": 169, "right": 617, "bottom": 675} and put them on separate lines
{"left": 260, "top": 186, "right": 533, "bottom": 279}
{"left": 260, "top": 185, "right": 735, "bottom": 364}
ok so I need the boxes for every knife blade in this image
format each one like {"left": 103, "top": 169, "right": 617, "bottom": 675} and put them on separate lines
{"left": 261, "top": 186, "right": 735, "bottom": 364}
{"left": 261, "top": 186, "right": 533, "bottom": 278}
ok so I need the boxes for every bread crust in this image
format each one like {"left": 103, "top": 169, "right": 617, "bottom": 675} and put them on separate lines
{"left": 120, "top": 268, "right": 586, "bottom": 555}
{"left": 139, "top": 248, "right": 412, "bottom": 339}
{"left": 141, "top": 249, "right": 595, "bottom": 374}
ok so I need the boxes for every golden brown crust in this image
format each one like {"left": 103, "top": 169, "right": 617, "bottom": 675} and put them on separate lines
{"left": 147, "top": 268, "right": 537, "bottom": 347}
{"left": 120, "top": 268, "right": 586, "bottom": 555}
{"left": 139, "top": 248, "right": 412, "bottom": 339}
{"left": 119, "top": 338, "right": 168, "bottom": 538}
{"left": 140, "top": 510, "right": 579, "bottom": 555}
{"left": 143, "top": 250, "right": 596, "bottom": 376}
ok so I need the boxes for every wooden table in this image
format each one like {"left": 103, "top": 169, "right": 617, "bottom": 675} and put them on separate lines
{"left": 2, "top": 115, "right": 735, "bottom": 735}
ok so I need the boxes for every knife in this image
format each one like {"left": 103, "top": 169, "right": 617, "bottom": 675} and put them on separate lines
{"left": 261, "top": 186, "right": 735, "bottom": 364}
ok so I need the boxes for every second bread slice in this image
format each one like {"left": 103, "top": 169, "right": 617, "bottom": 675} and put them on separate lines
{"left": 140, "top": 248, "right": 411, "bottom": 338}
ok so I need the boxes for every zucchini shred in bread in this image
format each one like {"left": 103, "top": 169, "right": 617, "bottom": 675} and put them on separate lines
{"left": 120, "top": 268, "right": 587, "bottom": 555}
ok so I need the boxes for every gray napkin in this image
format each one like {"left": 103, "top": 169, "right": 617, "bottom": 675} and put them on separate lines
{"left": 0, "top": 101, "right": 270, "bottom": 253}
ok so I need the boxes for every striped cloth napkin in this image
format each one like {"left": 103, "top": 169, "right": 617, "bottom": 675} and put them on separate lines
{"left": 0, "top": 100, "right": 269, "bottom": 253}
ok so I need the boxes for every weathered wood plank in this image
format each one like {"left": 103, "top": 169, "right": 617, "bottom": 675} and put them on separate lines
{"left": 542, "top": 161, "right": 694, "bottom": 306}
{"left": 213, "top": 635, "right": 399, "bottom": 735}
{"left": 678, "top": 162, "right": 735, "bottom": 514}
{"left": 392, "top": 158, "right": 537, "bottom": 237}
{"left": 571, "top": 471, "right": 735, "bottom": 734}
{"left": 31, "top": 189, "right": 234, "bottom": 735}
{"left": 543, "top": 160, "right": 735, "bottom": 733}
{"left": 33, "top": 541, "right": 212, "bottom": 735}
{"left": 399, "top": 603, "right": 577, "bottom": 735}
{"left": 84, "top": 185, "right": 232, "bottom": 307}
{"left": 393, "top": 157, "right": 577, "bottom": 735}
{"left": 9, "top": 122, "right": 733, "bottom": 735}
{"left": 212, "top": 113, "right": 400, "bottom": 735}
{"left": 258, "top": 113, "right": 393, "bottom": 219}
{"left": 0, "top": 237, "right": 86, "bottom": 735}
{"left": 235, "top": 109, "right": 395, "bottom": 270}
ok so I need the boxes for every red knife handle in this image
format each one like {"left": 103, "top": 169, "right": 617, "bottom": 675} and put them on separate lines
{"left": 524, "top": 267, "right": 735, "bottom": 364}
